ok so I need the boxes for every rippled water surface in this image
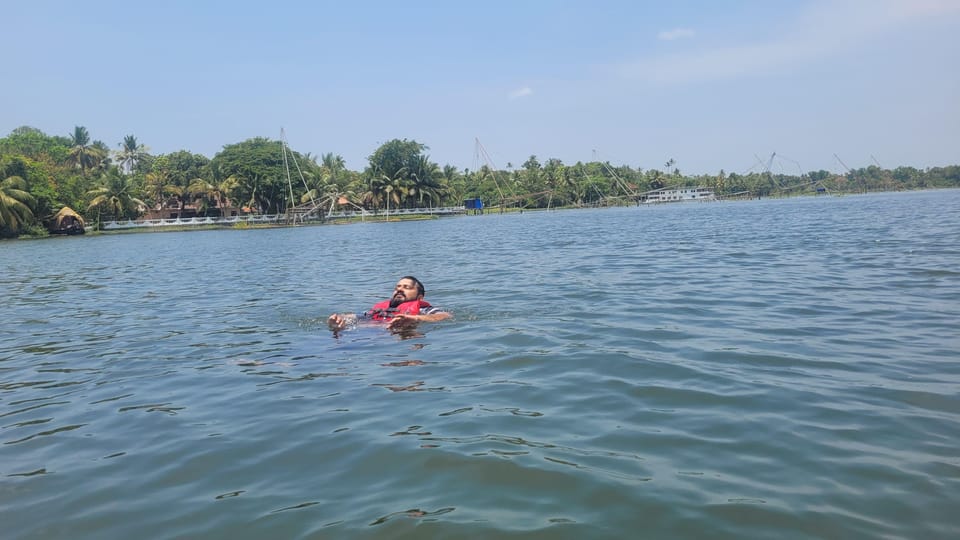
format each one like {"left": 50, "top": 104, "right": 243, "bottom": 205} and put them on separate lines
{"left": 3, "top": 190, "right": 959, "bottom": 539}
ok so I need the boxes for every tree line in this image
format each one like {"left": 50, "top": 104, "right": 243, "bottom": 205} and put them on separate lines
{"left": 2, "top": 125, "right": 959, "bottom": 238}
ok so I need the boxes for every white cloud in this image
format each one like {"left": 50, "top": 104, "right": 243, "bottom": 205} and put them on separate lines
{"left": 509, "top": 86, "right": 533, "bottom": 100}
{"left": 620, "top": 0, "right": 960, "bottom": 84}
{"left": 658, "top": 28, "right": 695, "bottom": 41}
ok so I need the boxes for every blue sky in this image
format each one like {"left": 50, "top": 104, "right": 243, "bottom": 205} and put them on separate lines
{"left": 3, "top": 0, "right": 958, "bottom": 175}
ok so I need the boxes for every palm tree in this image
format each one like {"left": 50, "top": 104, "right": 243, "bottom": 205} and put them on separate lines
{"left": 115, "top": 135, "right": 149, "bottom": 174}
{"left": 411, "top": 155, "right": 444, "bottom": 207}
{"left": 649, "top": 170, "right": 665, "bottom": 190}
{"left": 545, "top": 160, "right": 574, "bottom": 207}
{"left": 383, "top": 171, "right": 413, "bottom": 211}
{"left": 164, "top": 184, "right": 188, "bottom": 218}
{"left": 361, "top": 174, "right": 385, "bottom": 211}
{"left": 442, "top": 164, "right": 466, "bottom": 204}
{"left": 217, "top": 176, "right": 240, "bottom": 213}
{"left": 87, "top": 168, "right": 146, "bottom": 222}
{"left": 67, "top": 126, "right": 91, "bottom": 171}
{"left": 91, "top": 140, "right": 111, "bottom": 173}
{"left": 714, "top": 169, "right": 727, "bottom": 196}
{"left": 188, "top": 177, "right": 234, "bottom": 217}
{"left": 67, "top": 126, "right": 105, "bottom": 173}
{"left": 300, "top": 181, "right": 336, "bottom": 208}
{"left": 143, "top": 170, "right": 170, "bottom": 214}
{"left": 321, "top": 153, "right": 347, "bottom": 184}
{"left": 0, "top": 175, "right": 37, "bottom": 235}
{"left": 300, "top": 153, "right": 345, "bottom": 206}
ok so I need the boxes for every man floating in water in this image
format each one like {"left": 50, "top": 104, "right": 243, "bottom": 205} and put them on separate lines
{"left": 327, "top": 276, "right": 452, "bottom": 332}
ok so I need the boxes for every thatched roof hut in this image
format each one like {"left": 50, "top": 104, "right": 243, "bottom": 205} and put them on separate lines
{"left": 50, "top": 206, "right": 86, "bottom": 235}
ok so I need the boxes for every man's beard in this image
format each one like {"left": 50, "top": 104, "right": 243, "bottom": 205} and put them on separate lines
{"left": 389, "top": 292, "right": 406, "bottom": 308}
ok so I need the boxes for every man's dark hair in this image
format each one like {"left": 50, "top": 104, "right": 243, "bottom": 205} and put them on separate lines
{"left": 401, "top": 275, "right": 425, "bottom": 297}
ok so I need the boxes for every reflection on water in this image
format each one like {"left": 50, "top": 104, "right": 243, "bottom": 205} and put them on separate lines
{"left": 2, "top": 190, "right": 959, "bottom": 539}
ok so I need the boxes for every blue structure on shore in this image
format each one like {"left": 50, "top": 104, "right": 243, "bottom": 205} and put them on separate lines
{"left": 464, "top": 198, "right": 483, "bottom": 214}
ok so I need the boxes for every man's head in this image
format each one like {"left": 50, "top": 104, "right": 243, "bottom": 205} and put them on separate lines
{"left": 389, "top": 276, "right": 425, "bottom": 307}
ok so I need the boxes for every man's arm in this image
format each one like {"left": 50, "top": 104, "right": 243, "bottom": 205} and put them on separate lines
{"left": 413, "top": 312, "right": 452, "bottom": 323}
{"left": 386, "top": 310, "right": 451, "bottom": 329}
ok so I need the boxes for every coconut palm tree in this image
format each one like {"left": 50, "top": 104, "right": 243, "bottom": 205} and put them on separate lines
{"left": 300, "top": 181, "right": 336, "bottom": 207}
{"left": 541, "top": 158, "right": 578, "bottom": 207}
{"left": 91, "top": 140, "right": 111, "bottom": 173}
{"left": 361, "top": 174, "right": 384, "bottom": 211}
{"left": 87, "top": 168, "right": 146, "bottom": 222}
{"left": 0, "top": 175, "right": 37, "bottom": 235}
{"left": 143, "top": 170, "right": 170, "bottom": 215}
{"left": 67, "top": 126, "right": 105, "bottom": 173}
{"left": 442, "top": 164, "right": 467, "bottom": 204}
{"left": 321, "top": 153, "right": 347, "bottom": 185}
{"left": 411, "top": 155, "right": 444, "bottom": 207}
{"left": 381, "top": 171, "right": 413, "bottom": 211}
{"left": 188, "top": 177, "right": 235, "bottom": 217}
{"left": 218, "top": 176, "right": 240, "bottom": 214}
{"left": 115, "top": 135, "right": 149, "bottom": 174}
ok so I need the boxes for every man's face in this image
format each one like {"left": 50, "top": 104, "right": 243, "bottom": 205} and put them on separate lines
{"left": 389, "top": 278, "right": 421, "bottom": 307}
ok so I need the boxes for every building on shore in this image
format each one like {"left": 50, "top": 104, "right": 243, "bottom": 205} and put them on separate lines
{"left": 141, "top": 202, "right": 249, "bottom": 220}
{"left": 642, "top": 187, "right": 716, "bottom": 203}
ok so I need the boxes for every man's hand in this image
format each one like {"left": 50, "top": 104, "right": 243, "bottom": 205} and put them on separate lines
{"left": 386, "top": 313, "right": 420, "bottom": 330}
{"left": 327, "top": 313, "right": 356, "bottom": 331}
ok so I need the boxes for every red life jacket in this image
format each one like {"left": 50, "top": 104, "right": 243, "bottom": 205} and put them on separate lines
{"left": 368, "top": 299, "right": 431, "bottom": 321}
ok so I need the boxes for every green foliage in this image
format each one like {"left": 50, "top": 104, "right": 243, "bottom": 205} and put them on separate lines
{"left": 66, "top": 126, "right": 107, "bottom": 173}
{"left": 0, "top": 175, "right": 37, "bottom": 236}
{"left": 363, "top": 139, "right": 448, "bottom": 210}
{"left": 187, "top": 177, "right": 233, "bottom": 217}
{"left": 210, "top": 137, "right": 313, "bottom": 214}
{"left": 2, "top": 155, "right": 64, "bottom": 219}
{"left": 2, "top": 124, "right": 960, "bottom": 234}
{"left": 87, "top": 168, "right": 146, "bottom": 221}
{"left": 366, "top": 139, "right": 426, "bottom": 182}
{"left": 302, "top": 153, "right": 349, "bottom": 204}
{"left": 142, "top": 169, "right": 169, "bottom": 211}
{"left": 59, "top": 173, "right": 94, "bottom": 215}
{"left": 140, "top": 150, "right": 213, "bottom": 216}
{"left": 2, "top": 127, "right": 54, "bottom": 159}
{"left": 163, "top": 150, "right": 210, "bottom": 187}
{"left": 115, "top": 134, "right": 150, "bottom": 174}
{"left": 18, "top": 222, "right": 49, "bottom": 238}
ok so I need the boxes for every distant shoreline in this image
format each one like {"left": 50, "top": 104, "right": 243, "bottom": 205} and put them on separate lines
{"left": 9, "top": 187, "right": 957, "bottom": 241}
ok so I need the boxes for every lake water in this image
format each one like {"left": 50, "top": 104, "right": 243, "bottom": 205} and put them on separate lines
{"left": 2, "top": 190, "right": 959, "bottom": 539}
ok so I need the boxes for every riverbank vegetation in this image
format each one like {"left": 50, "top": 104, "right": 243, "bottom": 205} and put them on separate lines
{"left": 2, "top": 125, "right": 959, "bottom": 238}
